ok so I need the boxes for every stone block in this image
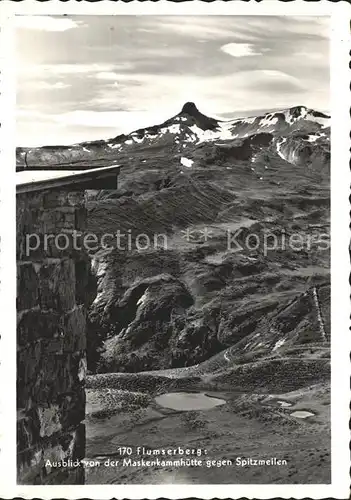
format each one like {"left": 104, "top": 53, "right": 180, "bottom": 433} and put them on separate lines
{"left": 17, "top": 208, "right": 41, "bottom": 259}
{"left": 39, "top": 209, "right": 57, "bottom": 234}
{"left": 53, "top": 207, "right": 76, "bottom": 231}
{"left": 59, "top": 392, "right": 85, "bottom": 431}
{"left": 42, "top": 443, "right": 66, "bottom": 471}
{"left": 18, "top": 230, "right": 85, "bottom": 261}
{"left": 17, "top": 382, "right": 32, "bottom": 412}
{"left": 70, "top": 352, "right": 87, "bottom": 387}
{"left": 37, "top": 404, "right": 62, "bottom": 437}
{"left": 38, "top": 207, "right": 78, "bottom": 233}
{"left": 44, "top": 337, "right": 64, "bottom": 355}
{"left": 67, "top": 191, "right": 85, "bottom": 208}
{"left": 17, "top": 309, "right": 62, "bottom": 346}
{"left": 38, "top": 258, "right": 75, "bottom": 311}
{"left": 17, "top": 262, "right": 40, "bottom": 310}
{"left": 43, "top": 232, "right": 85, "bottom": 259}
{"left": 30, "top": 354, "right": 75, "bottom": 404}
{"left": 62, "top": 306, "right": 86, "bottom": 352}
{"left": 74, "top": 206, "right": 86, "bottom": 232}
{"left": 78, "top": 356, "right": 87, "bottom": 382}
{"left": 17, "top": 447, "right": 44, "bottom": 484}
{"left": 17, "top": 412, "right": 40, "bottom": 452}
{"left": 17, "top": 341, "right": 42, "bottom": 391}
{"left": 42, "top": 190, "right": 70, "bottom": 209}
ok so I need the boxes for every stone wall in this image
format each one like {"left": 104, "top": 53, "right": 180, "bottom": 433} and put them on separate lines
{"left": 16, "top": 188, "right": 96, "bottom": 484}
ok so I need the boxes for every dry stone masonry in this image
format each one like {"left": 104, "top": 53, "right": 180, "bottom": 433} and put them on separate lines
{"left": 16, "top": 187, "right": 96, "bottom": 484}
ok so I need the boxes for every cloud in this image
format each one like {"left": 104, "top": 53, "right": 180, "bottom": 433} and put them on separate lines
{"left": 17, "top": 109, "right": 48, "bottom": 120}
{"left": 152, "top": 17, "right": 256, "bottom": 41}
{"left": 34, "top": 81, "right": 71, "bottom": 90}
{"left": 95, "top": 72, "right": 120, "bottom": 81}
{"left": 254, "top": 69, "right": 302, "bottom": 86}
{"left": 16, "top": 108, "right": 170, "bottom": 145}
{"left": 293, "top": 51, "right": 324, "bottom": 61}
{"left": 54, "top": 110, "right": 169, "bottom": 131}
{"left": 220, "top": 43, "right": 262, "bottom": 58}
{"left": 15, "top": 15, "right": 85, "bottom": 32}
{"left": 87, "top": 69, "right": 304, "bottom": 117}
{"left": 19, "top": 63, "right": 117, "bottom": 77}
{"left": 94, "top": 69, "right": 141, "bottom": 81}
{"left": 16, "top": 16, "right": 330, "bottom": 146}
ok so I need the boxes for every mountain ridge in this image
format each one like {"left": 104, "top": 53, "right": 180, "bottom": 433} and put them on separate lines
{"left": 16, "top": 102, "right": 330, "bottom": 170}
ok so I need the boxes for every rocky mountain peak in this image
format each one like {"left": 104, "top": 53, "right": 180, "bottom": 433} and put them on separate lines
{"left": 179, "top": 101, "right": 219, "bottom": 131}
{"left": 181, "top": 101, "right": 200, "bottom": 115}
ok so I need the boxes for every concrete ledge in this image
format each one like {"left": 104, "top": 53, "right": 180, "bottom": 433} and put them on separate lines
{"left": 16, "top": 165, "right": 120, "bottom": 194}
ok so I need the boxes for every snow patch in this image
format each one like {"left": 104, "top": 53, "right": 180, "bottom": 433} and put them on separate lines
{"left": 137, "top": 290, "right": 149, "bottom": 307}
{"left": 82, "top": 147, "right": 91, "bottom": 153}
{"left": 167, "top": 124, "right": 181, "bottom": 134}
{"left": 108, "top": 143, "right": 120, "bottom": 149}
{"left": 285, "top": 107, "right": 308, "bottom": 125}
{"left": 180, "top": 157, "right": 194, "bottom": 168}
{"left": 97, "top": 264, "right": 107, "bottom": 278}
{"left": 291, "top": 410, "right": 314, "bottom": 419}
{"left": 278, "top": 400, "right": 292, "bottom": 408}
{"left": 243, "top": 341, "right": 252, "bottom": 351}
{"left": 284, "top": 113, "right": 294, "bottom": 125}
{"left": 242, "top": 117, "right": 256, "bottom": 124}
{"left": 93, "top": 291, "right": 104, "bottom": 306}
{"left": 276, "top": 138, "right": 287, "bottom": 161}
{"left": 259, "top": 115, "right": 278, "bottom": 127}
{"left": 312, "top": 286, "right": 327, "bottom": 342}
{"left": 306, "top": 134, "right": 319, "bottom": 143}
{"left": 272, "top": 338, "right": 286, "bottom": 351}
{"left": 132, "top": 136, "right": 144, "bottom": 144}
{"left": 125, "top": 139, "right": 133, "bottom": 145}
{"left": 189, "top": 124, "right": 234, "bottom": 143}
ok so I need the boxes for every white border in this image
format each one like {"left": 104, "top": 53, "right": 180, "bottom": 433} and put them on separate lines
{"left": 0, "top": 1, "right": 350, "bottom": 498}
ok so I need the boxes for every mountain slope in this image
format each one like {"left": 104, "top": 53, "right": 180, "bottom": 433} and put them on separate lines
{"left": 16, "top": 102, "right": 330, "bottom": 378}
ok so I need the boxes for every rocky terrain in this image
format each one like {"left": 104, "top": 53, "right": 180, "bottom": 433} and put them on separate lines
{"left": 17, "top": 102, "right": 331, "bottom": 484}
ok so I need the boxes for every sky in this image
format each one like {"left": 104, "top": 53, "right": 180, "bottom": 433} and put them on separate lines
{"left": 16, "top": 15, "right": 330, "bottom": 146}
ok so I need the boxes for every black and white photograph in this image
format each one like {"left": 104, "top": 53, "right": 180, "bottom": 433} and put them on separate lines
{"left": 1, "top": 3, "right": 347, "bottom": 496}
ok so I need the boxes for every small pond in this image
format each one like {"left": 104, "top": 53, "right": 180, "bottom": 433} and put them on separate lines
{"left": 277, "top": 400, "right": 292, "bottom": 407}
{"left": 155, "top": 392, "right": 226, "bottom": 411}
{"left": 290, "top": 410, "right": 315, "bottom": 419}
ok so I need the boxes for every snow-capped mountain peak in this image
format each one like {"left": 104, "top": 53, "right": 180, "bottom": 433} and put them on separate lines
{"left": 16, "top": 102, "right": 330, "bottom": 170}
